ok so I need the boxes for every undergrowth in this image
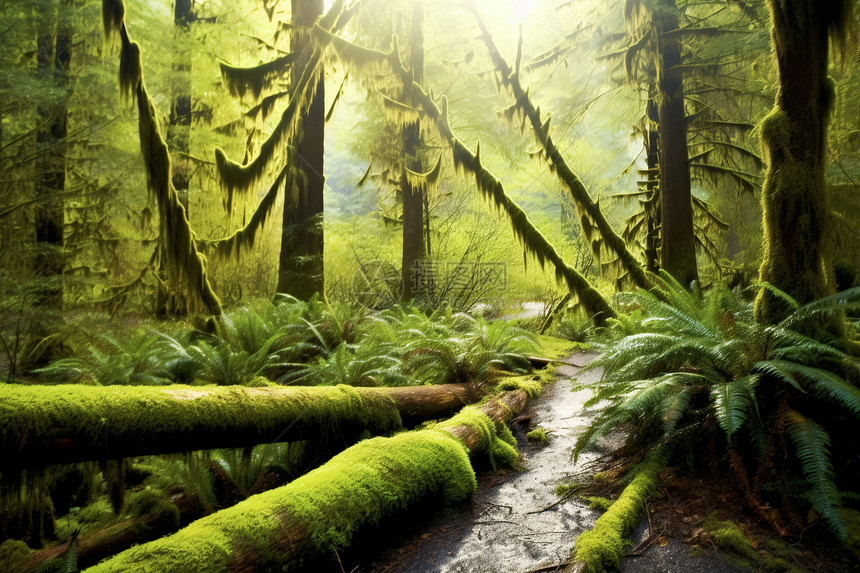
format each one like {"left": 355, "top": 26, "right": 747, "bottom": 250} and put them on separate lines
{"left": 572, "top": 273, "right": 860, "bottom": 569}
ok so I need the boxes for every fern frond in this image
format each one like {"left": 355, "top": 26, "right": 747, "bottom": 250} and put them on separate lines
{"left": 711, "top": 374, "right": 760, "bottom": 437}
{"left": 782, "top": 409, "right": 846, "bottom": 540}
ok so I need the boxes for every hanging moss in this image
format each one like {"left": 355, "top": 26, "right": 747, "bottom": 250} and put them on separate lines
{"left": 469, "top": 8, "right": 652, "bottom": 291}
{"left": 201, "top": 164, "right": 300, "bottom": 261}
{"left": 450, "top": 138, "right": 615, "bottom": 324}
{"left": 101, "top": 0, "right": 124, "bottom": 40}
{"left": 306, "top": 26, "right": 614, "bottom": 325}
{"left": 214, "top": 55, "right": 322, "bottom": 202}
{"left": 220, "top": 54, "right": 297, "bottom": 101}
{"left": 102, "top": 6, "right": 222, "bottom": 317}
{"left": 213, "top": 1, "right": 351, "bottom": 201}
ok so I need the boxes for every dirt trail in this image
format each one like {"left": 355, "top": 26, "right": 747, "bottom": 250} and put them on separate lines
{"left": 375, "top": 356, "right": 603, "bottom": 573}
{"left": 369, "top": 354, "right": 743, "bottom": 573}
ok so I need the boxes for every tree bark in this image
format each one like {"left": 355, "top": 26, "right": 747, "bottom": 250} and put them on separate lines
{"left": 157, "top": 0, "right": 195, "bottom": 318}
{"left": 0, "top": 383, "right": 477, "bottom": 469}
{"left": 401, "top": 1, "right": 427, "bottom": 301}
{"left": 34, "top": 2, "right": 71, "bottom": 310}
{"left": 755, "top": 0, "right": 841, "bottom": 323}
{"left": 644, "top": 83, "right": 661, "bottom": 273}
{"left": 655, "top": 0, "right": 698, "bottom": 287}
{"left": 82, "top": 390, "right": 528, "bottom": 573}
{"left": 277, "top": 0, "right": 325, "bottom": 300}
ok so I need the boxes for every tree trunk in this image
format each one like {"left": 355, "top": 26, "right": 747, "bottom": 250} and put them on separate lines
{"left": 277, "top": 0, "right": 325, "bottom": 300}
{"left": 157, "top": 0, "right": 194, "bottom": 318}
{"left": 82, "top": 390, "right": 528, "bottom": 572}
{"left": 34, "top": 2, "right": 71, "bottom": 310}
{"left": 401, "top": 1, "right": 426, "bottom": 301}
{"left": 644, "top": 83, "right": 661, "bottom": 273}
{"left": 1, "top": 383, "right": 478, "bottom": 469}
{"left": 754, "top": 0, "right": 839, "bottom": 323}
{"left": 655, "top": 0, "right": 698, "bottom": 287}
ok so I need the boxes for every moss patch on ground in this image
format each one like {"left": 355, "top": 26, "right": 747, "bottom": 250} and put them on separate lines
{"left": 525, "top": 426, "right": 550, "bottom": 445}
{"left": 535, "top": 334, "right": 584, "bottom": 359}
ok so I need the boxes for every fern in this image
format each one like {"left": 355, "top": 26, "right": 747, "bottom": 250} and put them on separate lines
{"left": 782, "top": 409, "right": 846, "bottom": 540}
{"left": 577, "top": 278, "right": 860, "bottom": 539}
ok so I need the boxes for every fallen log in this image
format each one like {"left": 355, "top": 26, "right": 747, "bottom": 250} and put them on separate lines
{"left": 21, "top": 498, "right": 180, "bottom": 572}
{"left": 0, "top": 383, "right": 477, "bottom": 469}
{"left": 84, "top": 389, "right": 531, "bottom": 572}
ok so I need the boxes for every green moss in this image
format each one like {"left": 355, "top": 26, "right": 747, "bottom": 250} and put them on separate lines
{"left": 436, "top": 406, "right": 520, "bottom": 470}
{"left": 703, "top": 515, "right": 807, "bottom": 573}
{"left": 1, "top": 384, "right": 403, "bottom": 461}
{"left": 56, "top": 498, "right": 116, "bottom": 540}
{"left": 572, "top": 460, "right": 661, "bottom": 572}
{"left": 495, "top": 374, "right": 543, "bottom": 398}
{"left": 535, "top": 334, "right": 584, "bottom": 359}
{"left": 526, "top": 427, "right": 550, "bottom": 445}
{"left": 703, "top": 515, "right": 759, "bottom": 562}
{"left": 583, "top": 496, "right": 613, "bottom": 512}
{"left": 0, "top": 539, "right": 33, "bottom": 571}
{"left": 556, "top": 482, "right": 578, "bottom": 497}
{"left": 85, "top": 429, "right": 475, "bottom": 572}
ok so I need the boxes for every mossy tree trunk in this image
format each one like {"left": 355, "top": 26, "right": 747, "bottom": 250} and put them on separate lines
{"left": 157, "top": 0, "right": 194, "bottom": 317}
{"left": 655, "top": 0, "right": 698, "bottom": 287}
{"left": 754, "top": 0, "right": 850, "bottom": 323}
{"left": 401, "top": 1, "right": 427, "bottom": 301}
{"left": 34, "top": 1, "right": 71, "bottom": 310}
{"left": 277, "top": 0, "right": 325, "bottom": 300}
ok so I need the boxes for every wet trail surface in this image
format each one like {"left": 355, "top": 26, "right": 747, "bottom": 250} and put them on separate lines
{"left": 375, "top": 356, "right": 604, "bottom": 573}
{"left": 365, "top": 354, "right": 744, "bottom": 573}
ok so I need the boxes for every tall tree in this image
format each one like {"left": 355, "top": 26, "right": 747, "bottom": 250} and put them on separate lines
{"left": 277, "top": 0, "right": 326, "bottom": 300}
{"left": 648, "top": 0, "right": 697, "bottom": 286}
{"left": 401, "top": 1, "right": 427, "bottom": 300}
{"left": 755, "top": 0, "right": 854, "bottom": 323}
{"left": 34, "top": 0, "right": 71, "bottom": 309}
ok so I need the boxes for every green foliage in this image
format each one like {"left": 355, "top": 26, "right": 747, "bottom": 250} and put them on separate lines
{"left": 575, "top": 273, "right": 860, "bottom": 540}
{"left": 402, "top": 311, "right": 537, "bottom": 385}
{"left": 526, "top": 426, "right": 551, "bottom": 445}
{"left": 33, "top": 331, "right": 172, "bottom": 386}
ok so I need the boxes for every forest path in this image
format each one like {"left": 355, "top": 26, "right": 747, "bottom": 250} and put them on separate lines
{"left": 363, "top": 354, "right": 744, "bottom": 573}
{"left": 369, "top": 354, "right": 604, "bottom": 573}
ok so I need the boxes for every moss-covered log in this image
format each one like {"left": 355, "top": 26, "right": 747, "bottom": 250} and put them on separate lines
{"left": 0, "top": 383, "right": 477, "bottom": 469}
{"left": 470, "top": 9, "right": 652, "bottom": 291}
{"left": 82, "top": 390, "right": 530, "bottom": 572}
{"left": 568, "top": 459, "right": 662, "bottom": 573}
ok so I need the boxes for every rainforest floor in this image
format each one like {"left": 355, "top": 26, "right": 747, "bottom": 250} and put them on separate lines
{"left": 288, "top": 352, "right": 860, "bottom": 573}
